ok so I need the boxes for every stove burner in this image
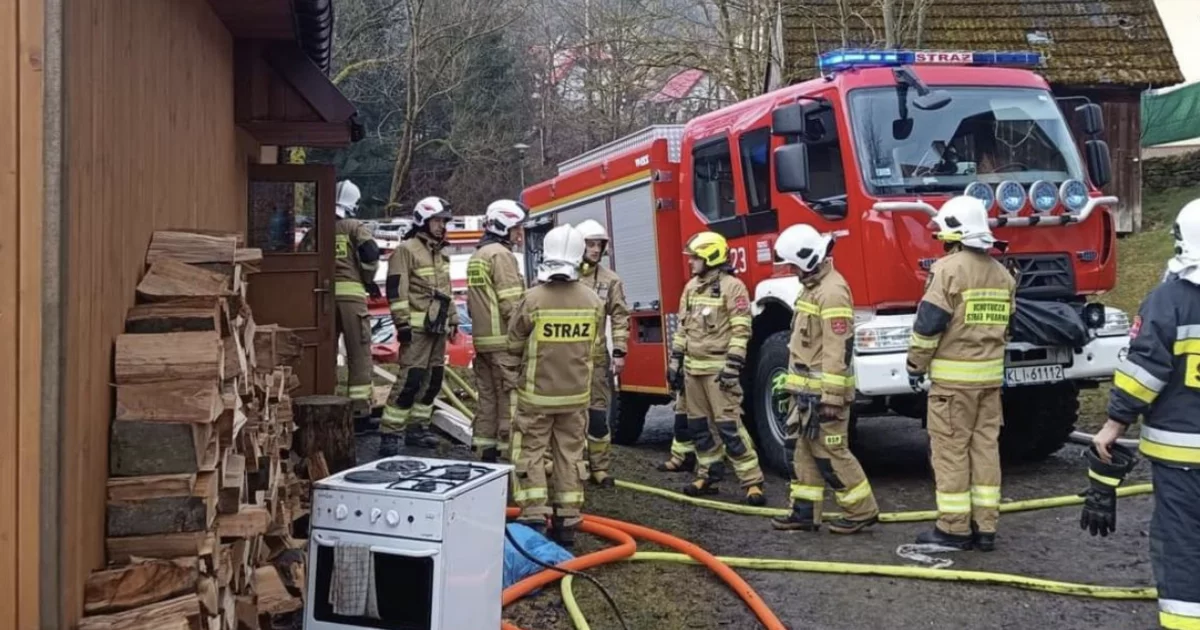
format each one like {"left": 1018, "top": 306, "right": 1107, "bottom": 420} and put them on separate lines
{"left": 441, "top": 464, "right": 475, "bottom": 481}
{"left": 390, "top": 478, "right": 458, "bottom": 494}
{"left": 376, "top": 459, "right": 430, "bottom": 475}
{"left": 343, "top": 470, "right": 402, "bottom": 484}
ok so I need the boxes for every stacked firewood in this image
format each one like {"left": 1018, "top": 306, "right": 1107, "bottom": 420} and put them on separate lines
{"left": 81, "top": 231, "right": 308, "bottom": 630}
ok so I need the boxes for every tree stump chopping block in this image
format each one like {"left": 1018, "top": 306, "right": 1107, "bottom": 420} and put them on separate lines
{"left": 292, "top": 396, "right": 355, "bottom": 475}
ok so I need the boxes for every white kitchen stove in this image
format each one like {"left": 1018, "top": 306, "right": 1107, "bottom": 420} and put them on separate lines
{"left": 305, "top": 456, "right": 512, "bottom": 630}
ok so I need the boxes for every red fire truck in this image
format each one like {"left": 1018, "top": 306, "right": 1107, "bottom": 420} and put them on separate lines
{"left": 521, "top": 49, "right": 1132, "bottom": 472}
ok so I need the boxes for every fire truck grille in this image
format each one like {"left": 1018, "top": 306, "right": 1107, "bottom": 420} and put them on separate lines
{"left": 1000, "top": 253, "right": 1075, "bottom": 299}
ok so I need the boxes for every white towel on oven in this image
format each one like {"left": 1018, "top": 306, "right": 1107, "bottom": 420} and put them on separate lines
{"left": 330, "top": 543, "right": 380, "bottom": 619}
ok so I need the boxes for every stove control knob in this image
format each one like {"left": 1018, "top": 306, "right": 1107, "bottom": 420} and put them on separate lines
{"left": 370, "top": 508, "right": 382, "bottom": 523}
{"left": 385, "top": 510, "right": 400, "bottom": 526}
{"left": 335, "top": 505, "right": 349, "bottom": 520}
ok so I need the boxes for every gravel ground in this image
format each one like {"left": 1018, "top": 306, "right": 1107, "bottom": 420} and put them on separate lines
{"left": 353, "top": 405, "right": 1159, "bottom": 630}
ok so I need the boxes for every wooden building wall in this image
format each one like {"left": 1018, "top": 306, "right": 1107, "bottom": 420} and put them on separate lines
{"left": 62, "top": 1, "right": 247, "bottom": 623}
{"left": 0, "top": 0, "right": 45, "bottom": 628}
{"left": 1056, "top": 87, "right": 1144, "bottom": 233}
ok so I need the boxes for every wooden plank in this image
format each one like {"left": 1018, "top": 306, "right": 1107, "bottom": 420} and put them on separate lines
{"left": 0, "top": 2, "right": 20, "bottom": 626}
{"left": 106, "top": 532, "right": 210, "bottom": 565}
{"left": 125, "top": 302, "right": 222, "bottom": 334}
{"left": 110, "top": 422, "right": 213, "bottom": 477}
{"left": 84, "top": 559, "right": 199, "bottom": 615}
{"left": 146, "top": 230, "right": 238, "bottom": 265}
{"left": 115, "top": 380, "right": 222, "bottom": 424}
{"left": 77, "top": 594, "right": 200, "bottom": 630}
{"left": 136, "top": 258, "right": 232, "bottom": 302}
{"left": 115, "top": 331, "right": 223, "bottom": 385}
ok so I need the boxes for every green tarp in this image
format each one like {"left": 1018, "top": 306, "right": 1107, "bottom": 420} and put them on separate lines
{"left": 1142, "top": 82, "right": 1200, "bottom": 147}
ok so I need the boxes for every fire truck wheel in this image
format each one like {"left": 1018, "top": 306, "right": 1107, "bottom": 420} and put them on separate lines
{"left": 749, "top": 331, "right": 793, "bottom": 474}
{"left": 999, "top": 382, "right": 1079, "bottom": 462}
{"left": 611, "top": 392, "right": 652, "bottom": 446}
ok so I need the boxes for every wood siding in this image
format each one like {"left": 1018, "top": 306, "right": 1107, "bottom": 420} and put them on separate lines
{"left": 1058, "top": 88, "right": 1143, "bottom": 233}
{"left": 0, "top": 0, "right": 45, "bottom": 628}
{"left": 62, "top": 1, "right": 246, "bottom": 624}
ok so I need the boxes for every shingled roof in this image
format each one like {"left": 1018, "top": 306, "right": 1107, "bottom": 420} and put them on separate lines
{"left": 783, "top": 0, "right": 1184, "bottom": 88}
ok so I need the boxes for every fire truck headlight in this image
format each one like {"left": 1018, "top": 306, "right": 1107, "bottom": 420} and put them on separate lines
{"left": 1060, "top": 179, "right": 1088, "bottom": 213}
{"left": 855, "top": 326, "right": 911, "bottom": 353}
{"left": 1096, "top": 308, "right": 1130, "bottom": 337}
{"left": 997, "top": 180, "right": 1026, "bottom": 214}
{"left": 1029, "top": 180, "right": 1058, "bottom": 213}
{"left": 963, "top": 182, "right": 995, "bottom": 212}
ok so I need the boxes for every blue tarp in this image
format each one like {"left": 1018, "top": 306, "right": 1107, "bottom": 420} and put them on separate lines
{"left": 503, "top": 523, "right": 575, "bottom": 590}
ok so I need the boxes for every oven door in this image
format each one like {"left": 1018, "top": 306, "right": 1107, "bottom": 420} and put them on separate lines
{"left": 306, "top": 528, "right": 443, "bottom": 630}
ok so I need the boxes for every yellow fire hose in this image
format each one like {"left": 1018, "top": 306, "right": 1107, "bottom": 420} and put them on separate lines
{"left": 444, "top": 366, "right": 480, "bottom": 403}
{"left": 439, "top": 380, "right": 475, "bottom": 420}
{"left": 614, "top": 478, "right": 1154, "bottom": 522}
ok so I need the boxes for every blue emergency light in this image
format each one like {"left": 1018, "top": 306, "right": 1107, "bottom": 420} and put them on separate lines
{"left": 817, "top": 49, "right": 1043, "bottom": 73}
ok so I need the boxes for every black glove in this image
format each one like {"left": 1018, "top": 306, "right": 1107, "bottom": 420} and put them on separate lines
{"left": 1080, "top": 443, "right": 1137, "bottom": 537}
{"left": 365, "top": 282, "right": 382, "bottom": 299}
{"left": 718, "top": 358, "right": 743, "bottom": 391}
{"left": 397, "top": 323, "right": 413, "bottom": 345}
{"left": 907, "top": 371, "right": 926, "bottom": 392}
{"left": 667, "top": 353, "right": 684, "bottom": 392}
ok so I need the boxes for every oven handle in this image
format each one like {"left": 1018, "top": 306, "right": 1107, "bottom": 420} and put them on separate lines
{"left": 312, "top": 533, "right": 440, "bottom": 559}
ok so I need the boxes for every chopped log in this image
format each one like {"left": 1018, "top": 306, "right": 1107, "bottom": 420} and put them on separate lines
{"left": 254, "top": 566, "right": 302, "bottom": 616}
{"left": 107, "top": 491, "right": 207, "bottom": 538}
{"left": 292, "top": 396, "right": 355, "bottom": 474}
{"left": 306, "top": 452, "right": 329, "bottom": 482}
{"left": 195, "top": 470, "right": 219, "bottom": 527}
{"left": 222, "top": 337, "right": 243, "bottom": 382}
{"left": 219, "top": 587, "right": 236, "bottom": 630}
{"left": 216, "top": 545, "right": 234, "bottom": 587}
{"left": 199, "top": 532, "right": 218, "bottom": 576}
{"left": 136, "top": 258, "right": 231, "bottom": 302}
{"left": 146, "top": 230, "right": 238, "bottom": 265}
{"left": 230, "top": 539, "right": 251, "bottom": 593}
{"left": 115, "top": 380, "right": 222, "bottom": 424}
{"left": 125, "top": 302, "right": 222, "bottom": 334}
{"left": 110, "top": 421, "right": 213, "bottom": 476}
{"left": 106, "top": 474, "right": 195, "bottom": 502}
{"left": 84, "top": 558, "right": 199, "bottom": 615}
{"left": 234, "top": 596, "right": 257, "bottom": 630}
{"left": 170, "top": 229, "right": 243, "bottom": 246}
{"left": 253, "top": 326, "right": 277, "bottom": 374}
{"left": 78, "top": 594, "right": 199, "bottom": 630}
{"left": 197, "top": 576, "right": 219, "bottom": 617}
{"left": 115, "top": 331, "right": 223, "bottom": 385}
{"left": 106, "top": 531, "right": 209, "bottom": 564}
{"left": 216, "top": 386, "right": 246, "bottom": 450}
{"left": 241, "top": 312, "right": 258, "bottom": 371}
{"left": 217, "top": 506, "right": 271, "bottom": 539}
{"left": 218, "top": 453, "right": 245, "bottom": 515}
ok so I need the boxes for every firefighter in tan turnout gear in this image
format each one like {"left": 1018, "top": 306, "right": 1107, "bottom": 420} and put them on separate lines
{"left": 574, "top": 219, "right": 630, "bottom": 487}
{"left": 332, "top": 180, "right": 382, "bottom": 430}
{"left": 906, "top": 195, "right": 1016, "bottom": 551}
{"left": 770, "top": 225, "right": 879, "bottom": 534}
{"left": 508, "top": 224, "right": 605, "bottom": 548}
{"left": 381, "top": 197, "right": 460, "bottom": 456}
{"left": 669, "top": 232, "right": 766, "bottom": 505}
{"left": 467, "top": 199, "right": 528, "bottom": 462}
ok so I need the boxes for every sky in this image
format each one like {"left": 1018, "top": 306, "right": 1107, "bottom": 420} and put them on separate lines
{"left": 1157, "top": 0, "right": 1200, "bottom": 84}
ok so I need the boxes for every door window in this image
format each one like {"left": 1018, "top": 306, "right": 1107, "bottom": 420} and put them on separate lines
{"left": 692, "top": 137, "right": 738, "bottom": 222}
{"left": 792, "top": 105, "right": 848, "bottom": 217}
{"left": 248, "top": 181, "right": 319, "bottom": 253}
{"left": 739, "top": 128, "right": 772, "bottom": 214}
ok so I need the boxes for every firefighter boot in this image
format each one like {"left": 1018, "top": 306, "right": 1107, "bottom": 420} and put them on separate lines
{"left": 684, "top": 462, "right": 724, "bottom": 496}
{"left": 657, "top": 452, "right": 696, "bottom": 473}
{"left": 828, "top": 515, "right": 879, "bottom": 535}
{"left": 405, "top": 425, "right": 441, "bottom": 449}
{"left": 972, "top": 521, "right": 996, "bottom": 552}
{"left": 590, "top": 472, "right": 615, "bottom": 488}
{"left": 550, "top": 517, "right": 577, "bottom": 549}
{"left": 379, "top": 432, "right": 403, "bottom": 458}
{"left": 744, "top": 484, "right": 766, "bottom": 506}
{"left": 915, "top": 527, "right": 974, "bottom": 551}
{"left": 771, "top": 503, "right": 820, "bottom": 532}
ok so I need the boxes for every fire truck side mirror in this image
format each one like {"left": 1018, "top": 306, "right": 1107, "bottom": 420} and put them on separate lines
{"left": 1085, "top": 139, "right": 1112, "bottom": 189}
{"left": 774, "top": 144, "right": 810, "bottom": 194}
{"left": 771, "top": 103, "right": 806, "bottom": 136}
{"left": 1075, "top": 103, "right": 1104, "bottom": 137}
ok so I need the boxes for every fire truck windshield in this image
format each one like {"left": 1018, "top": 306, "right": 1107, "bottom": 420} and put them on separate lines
{"left": 847, "top": 86, "right": 1085, "bottom": 195}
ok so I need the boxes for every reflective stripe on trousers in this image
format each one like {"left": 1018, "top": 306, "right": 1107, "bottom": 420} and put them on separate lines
{"left": 1151, "top": 463, "right": 1200, "bottom": 630}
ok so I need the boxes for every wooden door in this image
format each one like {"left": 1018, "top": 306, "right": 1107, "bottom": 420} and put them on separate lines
{"left": 245, "top": 164, "right": 337, "bottom": 395}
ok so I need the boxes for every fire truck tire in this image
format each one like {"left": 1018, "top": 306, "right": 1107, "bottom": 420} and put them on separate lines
{"left": 611, "top": 392, "right": 652, "bottom": 446}
{"left": 999, "top": 382, "right": 1079, "bottom": 462}
{"left": 749, "top": 331, "right": 793, "bottom": 474}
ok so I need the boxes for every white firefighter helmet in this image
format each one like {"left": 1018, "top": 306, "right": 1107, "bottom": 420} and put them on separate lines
{"left": 412, "top": 196, "right": 452, "bottom": 226}
{"left": 537, "top": 224, "right": 586, "bottom": 283}
{"left": 485, "top": 199, "right": 528, "bottom": 237}
{"left": 575, "top": 219, "right": 609, "bottom": 242}
{"left": 933, "top": 195, "right": 996, "bottom": 249}
{"left": 335, "top": 180, "right": 361, "bottom": 219}
{"left": 1168, "top": 198, "right": 1200, "bottom": 284}
{"left": 774, "top": 224, "right": 833, "bottom": 274}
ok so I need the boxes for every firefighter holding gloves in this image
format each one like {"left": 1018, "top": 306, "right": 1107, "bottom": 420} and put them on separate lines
{"left": 670, "top": 232, "right": 766, "bottom": 505}
{"left": 331, "top": 180, "right": 382, "bottom": 431}
{"left": 381, "top": 197, "right": 459, "bottom": 456}
{"left": 467, "top": 199, "right": 528, "bottom": 462}
{"left": 906, "top": 195, "right": 1015, "bottom": 551}
{"left": 508, "top": 224, "right": 605, "bottom": 547}
{"left": 574, "top": 219, "right": 631, "bottom": 487}
{"left": 1090, "top": 198, "right": 1200, "bottom": 630}
{"left": 769, "top": 225, "right": 879, "bottom": 534}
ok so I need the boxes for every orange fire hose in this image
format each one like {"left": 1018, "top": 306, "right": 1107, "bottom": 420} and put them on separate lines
{"left": 500, "top": 509, "right": 787, "bottom": 630}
